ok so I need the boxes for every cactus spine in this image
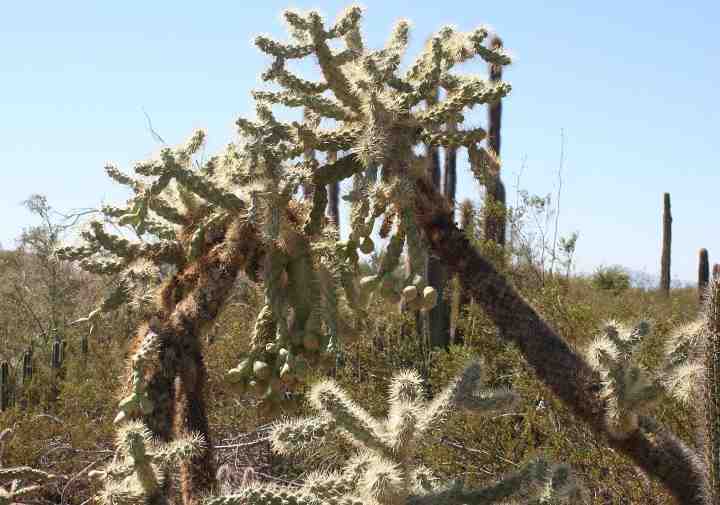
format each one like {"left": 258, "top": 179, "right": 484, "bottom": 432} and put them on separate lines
{"left": 0, "top": 362, "right": 9, "bottom": 412}
{"left": 660, "top": 192, "right": 672, "bottom": 296}
{"left": 699, "top": 248, "right": 710, "bottom": 302}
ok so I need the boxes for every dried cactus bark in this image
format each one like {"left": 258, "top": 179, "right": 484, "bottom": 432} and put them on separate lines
{"left": 411, "top": 173, "right": 706, "bottom": 505}
{"left": 660, "top": 192, "right": 672, "bottom": 296}
{"left": 699, "top": 248, "right": 710, "bottom": 302}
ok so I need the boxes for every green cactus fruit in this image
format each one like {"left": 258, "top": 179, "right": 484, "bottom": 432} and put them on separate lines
{"left": 359, "top": 236, "right": 375, "bottom": 254}
{"left": 402, "top": 285, "right": 418, "bottom": 302}
{"left": 253, "top": 361, "right": 271, "bottom": 380}
{"left": 421, "top": 286, "right": 438, "bottom": 310}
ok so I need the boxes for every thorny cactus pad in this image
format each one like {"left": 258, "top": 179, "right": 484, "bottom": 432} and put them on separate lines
{"left": 208, "top": 360, "right": 582, "bottom": 505}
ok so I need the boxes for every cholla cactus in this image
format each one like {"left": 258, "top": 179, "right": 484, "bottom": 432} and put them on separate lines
{"left": 209, "top": 360, "right": 581, "bottom": 505}
{"left": 57, "top": 5, "right": 519, "bottom": 504}
{"left": 0, "top": 465, "right": 57, "bottom": 505}
{"left": 115, "top": 329, "right": 160, "bottom": 424}
{"left": 663, "top": 277, "right": 720, "bottom": 503}
{"left": 584, "top": 320, "right": 662, "bottom": 438}
{"left": 90, "top": 421, "right": 205, "bottom": 505}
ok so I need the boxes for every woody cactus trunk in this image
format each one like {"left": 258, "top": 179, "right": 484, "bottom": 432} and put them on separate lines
{"left": 660, "top": 192, "right": 672, "bottom": 296}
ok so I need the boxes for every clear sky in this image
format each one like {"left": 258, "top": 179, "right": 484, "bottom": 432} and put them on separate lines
{"left": 1, "top": 1, "right": 718, "bottom": 282}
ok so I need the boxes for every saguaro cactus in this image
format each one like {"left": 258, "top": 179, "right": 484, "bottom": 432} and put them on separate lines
{"left": 482, "top": 35, "right": 507, "bottom": 248}
{"left": 699, "top": 248, "right": 710, "bottom": 302}
{"left": 660, "top": 192, "right": 672, "bottom": 296}
{"left": 0, "top": 362, "right": 9, "bottom": 412}
{"left": 51, "top": 339, "right": 63, "bottom": 370}
{"left": 22, "top": 349, "right": 32, "bottom": 384}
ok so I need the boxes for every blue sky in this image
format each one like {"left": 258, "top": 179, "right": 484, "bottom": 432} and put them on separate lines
{"left": 1, "top": 1, "right": 718, "bottom": 282}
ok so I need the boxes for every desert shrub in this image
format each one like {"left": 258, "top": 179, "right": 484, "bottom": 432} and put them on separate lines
{"left": 591, "top": 265, "right": 631, "bottom": 293}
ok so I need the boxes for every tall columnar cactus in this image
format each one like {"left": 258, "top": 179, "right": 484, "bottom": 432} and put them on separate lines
{"left": 0, "top": 363, "right": 9, "bottom": 412}
{"left": 0, "top": 465, "right": 57, "bottom": 505}
{"left": 21, "top": 349, "right": 32, "bottom": 385}
{"left": 51, "top": 339, "right": 63, "bottom": 370}
{"left": 209, "top": 360, "right": 582, "bottom": 505}
{"left": 89, "top": 421, "right": 205, "bottom": 505}
{"left": 699, "top": 248, "right": 710, "bottom": 302}
{"left": 660, "top": 192, "right": 672, "bottom": 296}
{"left": 481, "top": 35, "right": 507, "bottom": 249}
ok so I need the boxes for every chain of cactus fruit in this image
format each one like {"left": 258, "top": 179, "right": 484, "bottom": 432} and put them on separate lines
{"left": 208, "top": 360, "right": 583, "bottom": 505}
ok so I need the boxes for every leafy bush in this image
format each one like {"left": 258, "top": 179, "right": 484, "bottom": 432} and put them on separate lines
{"left": 591, "top": 265, "right": 631, "bottom": 293}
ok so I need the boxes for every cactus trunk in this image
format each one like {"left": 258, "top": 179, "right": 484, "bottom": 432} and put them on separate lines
{"left": 483, "top": 36, "right": 506, "bottom": 248}
{"left": 327, "top": 151, "right": 340, "bottom": 228}
{"left": 700, "top": 278, "right": 720, "bottom": 504}
{"left": 0, "top": 362, "right": 9, "bottom": 412}
{"left": 425, "top": 89, "right": 451, "bottom": 349}
{"left": 22, "top": 349, "right": 33, "bottom": 384}
{"left": 660, "top": 192, "right": 672, "bottom": 296}
{"left": 699, "top": 248, "right": 710, "bottom": 302}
